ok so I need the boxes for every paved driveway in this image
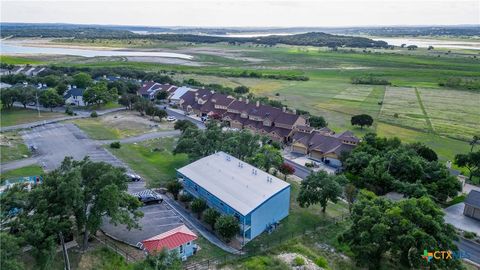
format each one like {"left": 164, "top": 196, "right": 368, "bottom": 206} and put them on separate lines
{"left": 444, "top": 203, "right": 480, "bottom": 234}
{"left": 101, "top": 203, "right": 184, "bottom": 247}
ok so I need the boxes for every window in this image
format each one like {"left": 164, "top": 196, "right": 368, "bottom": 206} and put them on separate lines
{"left": 179, "top": 245, "right": 184, "bottom": 253}
{"left": 187, "top": 242, "right": 191, "bottom": 246}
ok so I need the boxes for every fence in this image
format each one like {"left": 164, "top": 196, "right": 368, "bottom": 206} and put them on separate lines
{"left": 183, "top": 214, "right": 348, "bottom": 270}
{"left": 92, "top": 234, "right": 144, "bottom": 263}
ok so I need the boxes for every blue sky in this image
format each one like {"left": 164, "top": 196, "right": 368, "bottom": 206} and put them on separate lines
{"left": 1, "top": 0, "right": 479, "bottom": 27}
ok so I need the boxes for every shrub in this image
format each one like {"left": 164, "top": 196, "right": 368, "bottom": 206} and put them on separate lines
{"left": 110, "top": 141, "right": 121, "bottom": 149}
{"left": 166, "top": 180, "right": 183, "bottom": 200}
{"left": 293, "top": 256, "right": 305, "bottom": 266}
{"left": 179, "top": 193, "right": 193, "bottom": 203}
{"left": 464, "top": 231, "right": 477, "bottom": 239}
{"left": 90, "top": 111, "right": 98, "bottom": 117}
{"left": 203, "top": 208, "right": 220, "bottom": 229}
{"left": 215, "top": 215, "right": 240, "bottom": 242}
{"left": 314, "top": 256, "right": 328, "bottom": 268}
{"left": 65, "top": 106, "right": 74, "bottom": 116}
{"left": 394, "top": 113, "right": 399, "bottom": 118}
{"left": 305, "top": 162, "right": 315, "bottom": 168}
{"left": 191, "top": 198, "right": 207, "bottom": 218}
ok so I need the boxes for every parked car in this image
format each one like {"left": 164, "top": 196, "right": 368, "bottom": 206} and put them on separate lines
{"left": 138, "top": 193, "right": 163, "bottom": 204}
{"left": 201, "top": 116, "right": 208, "bottom": 122}
{"left": 166, "top": 116, "right": 176, "bottom": 122}
{"left": 125, "top": 173, "right": 142, "bottom": 182}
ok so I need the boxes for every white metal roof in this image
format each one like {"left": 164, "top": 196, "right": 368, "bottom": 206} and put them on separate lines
{"left": 177, "top": 151, "right": 290, "bottom": 215}
{"left": 170, "top": 86, "right": 194, "bottom": 100}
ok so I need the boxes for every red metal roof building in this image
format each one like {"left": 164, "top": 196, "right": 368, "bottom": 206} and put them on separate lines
{"left": 141, "top": 225, "right": 198, "bottom": 256}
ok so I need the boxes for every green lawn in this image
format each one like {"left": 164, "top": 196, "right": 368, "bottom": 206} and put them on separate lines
{"left": 108, "top": 137, "right": 188, "bottom": 187}
{"left": 0, "top": 108, "right": 65, "bottom": 127}
{"left": 1, "top": 165, "right": 43, "bottom": 183}
{"left": 0, "top": 55, "right": 44, "bottom": 65}
{"left": 0, "top": 132, "right": 30, "bottom": 163}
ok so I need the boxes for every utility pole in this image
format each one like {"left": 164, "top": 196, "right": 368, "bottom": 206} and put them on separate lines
{"left": 35, "top": 89, "right": 41, "bottom": 117}
{"left": 59, "top": 232, "right": 71, "bottom": 270}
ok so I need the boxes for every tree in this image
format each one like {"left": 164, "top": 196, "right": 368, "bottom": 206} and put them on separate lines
{"left": 215, "top": 215, "right": 240, "bottom": 242}
{"left": 174, "top": 119, "right": 198, "bottom": 133}
{"left": 56, "top": 82, "right": 68, "bottom": 96}
{"left": 351, "top": 114, "right": 373, "bottom": 129}
{"left": 309, "top": 115, "right": 328, "bottom": 128}
{"left": 203, "top": 208, "right": 220, "bottom": 230}
{"left": 0, "top": 233, "right": 24, "bottom": 270}
{"left": 39, "top": 89, "right": 63, "bottom": 111}
{"left": 233, "top": 85, "right": 249, "bottom": 94}
{"left": 134, "top": 99, "right": 151, "bottom": 116}
{"left": 59, "top": 157, "right": 143, "bottom": 251}
{"left": 297, "top": 171, "right": 342, "bottom": 212}
{"left": 344, "top": 183, "right": 357, "bottom": 213}
{"left": 470, "top": 135, "right": 480, "bottom": 152}
{"left": 41, "top": 74, "right": 60, "bottom": 87}
{"left": 342, "top": 191, "right": 462, "bottom": 270}
{"left": 0, "top": 87, "right": 18, "bottom": 109}
{"left": 16, "top": 86, "right": 36, "bottom": 108}
{"left": 455, "top": 151, "right": 480, "bottom": 180}
{"left": 83, "top": 82, "right": 116, "bottom": 105}
{"left": 156, "top": 91, "right": 169, "bottom": 100}
{"left": 166, "top": 180, "right": 182, "bottom": 200}
{"left": 119, "top": 93, "right": 139, "bottom": 110}
{"left": 191, "top": 198, "right": 207, "bottom": 218}
{"left": 279, "top": 162, "right": 295, "bottom": 180}
{"left": 72, "top": 72, "right": 93, "bottom": 88}
{"left": 248, "top": 145, "right": 283, "bottom": 172}
{"left": 133, "top": 249, "right": 182, "bottom": 270}
{"left": 407, "top": 142, "right": 438, "bottom": 162}
{"left": 154, "top": 108, "right": 168, "bottom": 121}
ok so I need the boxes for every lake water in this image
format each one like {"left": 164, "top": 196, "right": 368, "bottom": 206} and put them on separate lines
{"left": 371, "top": 37, "right": 480, "bottom": 50}
{"left": 0, "top": 42, "right": 194, "bottom": 59}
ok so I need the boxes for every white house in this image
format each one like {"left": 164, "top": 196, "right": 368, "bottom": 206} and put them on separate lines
{"left": 64, "top": 86, "right": 86, "bottom": 106}
{"left": 169, "top": 86, "right": 195, "bottom": 104}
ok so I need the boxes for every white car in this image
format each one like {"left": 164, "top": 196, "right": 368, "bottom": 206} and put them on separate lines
{"left": 166, "top": 116, "right": 176, "bottom": 122}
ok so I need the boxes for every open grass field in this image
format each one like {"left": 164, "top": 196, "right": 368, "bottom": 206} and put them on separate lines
{"left": 0, "top": 108, "right": 65, "bottom": 127}
{"left": 5, "top": 39, "right": 479, "bottom": 161}
{"left": 0, "top": 165, "right": 43, "bottom": 183}
{"left": 0, "top": 55, "right": 45, "bottom": 65}
{"left": 71, "top": 111, "right": 174, "bottom": 140}
{"left": 0, "top": 131, "right": 30, "bottom": 163}
{"left": 108, "top": 137, "right": 188, "bottom": 187}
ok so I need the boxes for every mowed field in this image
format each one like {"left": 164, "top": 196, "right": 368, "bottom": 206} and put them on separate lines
{"left": 5, "top": 41, "right": 479, "bottom": 161}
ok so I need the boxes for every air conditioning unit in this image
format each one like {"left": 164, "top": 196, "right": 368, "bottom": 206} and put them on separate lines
{"left": 181, "top": 255, "right": 187, "bottom": 261}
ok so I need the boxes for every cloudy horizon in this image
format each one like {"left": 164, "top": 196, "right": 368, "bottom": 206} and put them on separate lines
{"left": 1, "top": 0, "right": 479, "bottom": 28}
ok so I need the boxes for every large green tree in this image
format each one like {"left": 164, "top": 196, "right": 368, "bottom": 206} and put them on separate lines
{"left": 248, "top": 144, "right": 283, "bottom": 172}
{"left": 39, "top": 89, "right": 63, "bottom": 111}
{"left": 351, "top": 114, "right": 374, "bottom": 129}
{"left": 343, "top": 133, "right": 461, "bottom": 203}
{"left": 58, "top": 157, "right": 143, "bottom": 251}
{"left": 16, "top": 86, "right": 36, "bottom": 108}
{"left": 72, "top": 72, "right": 93, "bottom": 88}
{"left": 455, "top": 151, "right": 480, "bottom": 180}
{"left": 0, "top": 232, "right": 24, "bottom": 270}
{"left": 297, "top": 171, "right": 343, "bottom": 212}
{"left": 342, "top": 190, "right": 462, "bottom": 270}
{"left": 215, "top": 215, "right": 240, "bottom": 242}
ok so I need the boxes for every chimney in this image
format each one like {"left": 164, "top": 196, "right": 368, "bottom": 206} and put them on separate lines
{"left": 246, "top": 99, "right": 249, "bottom": 104}
{"left": 73, "top": 85, "right": 77, "bottom": 89}
{"left": 282, "top": 106, "right": 286, "bottom": 112}
{"left": 103, "top": 75, "right": 107, "bottom": 78}
{"left": 195, "top": 92, "right": 199, "bottom": 102}
{"left": 239, "top": 97, "right": 242, "bottom": 102}
{"left": 292, "top": 108, "right": 297, "bottom": 115}
{"left": 256, "top": 100, "right": 260, "bottom": 107}
{"left": 67, "top": 84, "right": 72, "bottom": 90}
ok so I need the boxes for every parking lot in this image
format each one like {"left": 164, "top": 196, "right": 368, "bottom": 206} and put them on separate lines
{"left": 20, "top": 123, "right": 127, "bottom": 171}
{"left": 101, "top": 202, "right": 184, "bottom": 247}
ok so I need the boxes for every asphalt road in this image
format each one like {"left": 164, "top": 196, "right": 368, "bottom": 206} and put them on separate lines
{"left": 284, "top": 158, "right": 312, "bottom": 179}
{"left": 457, "top": 238, "right": 480, "bottom": 265}
{"left": 164, "top": 107, "right": 206, "bottom": 129}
